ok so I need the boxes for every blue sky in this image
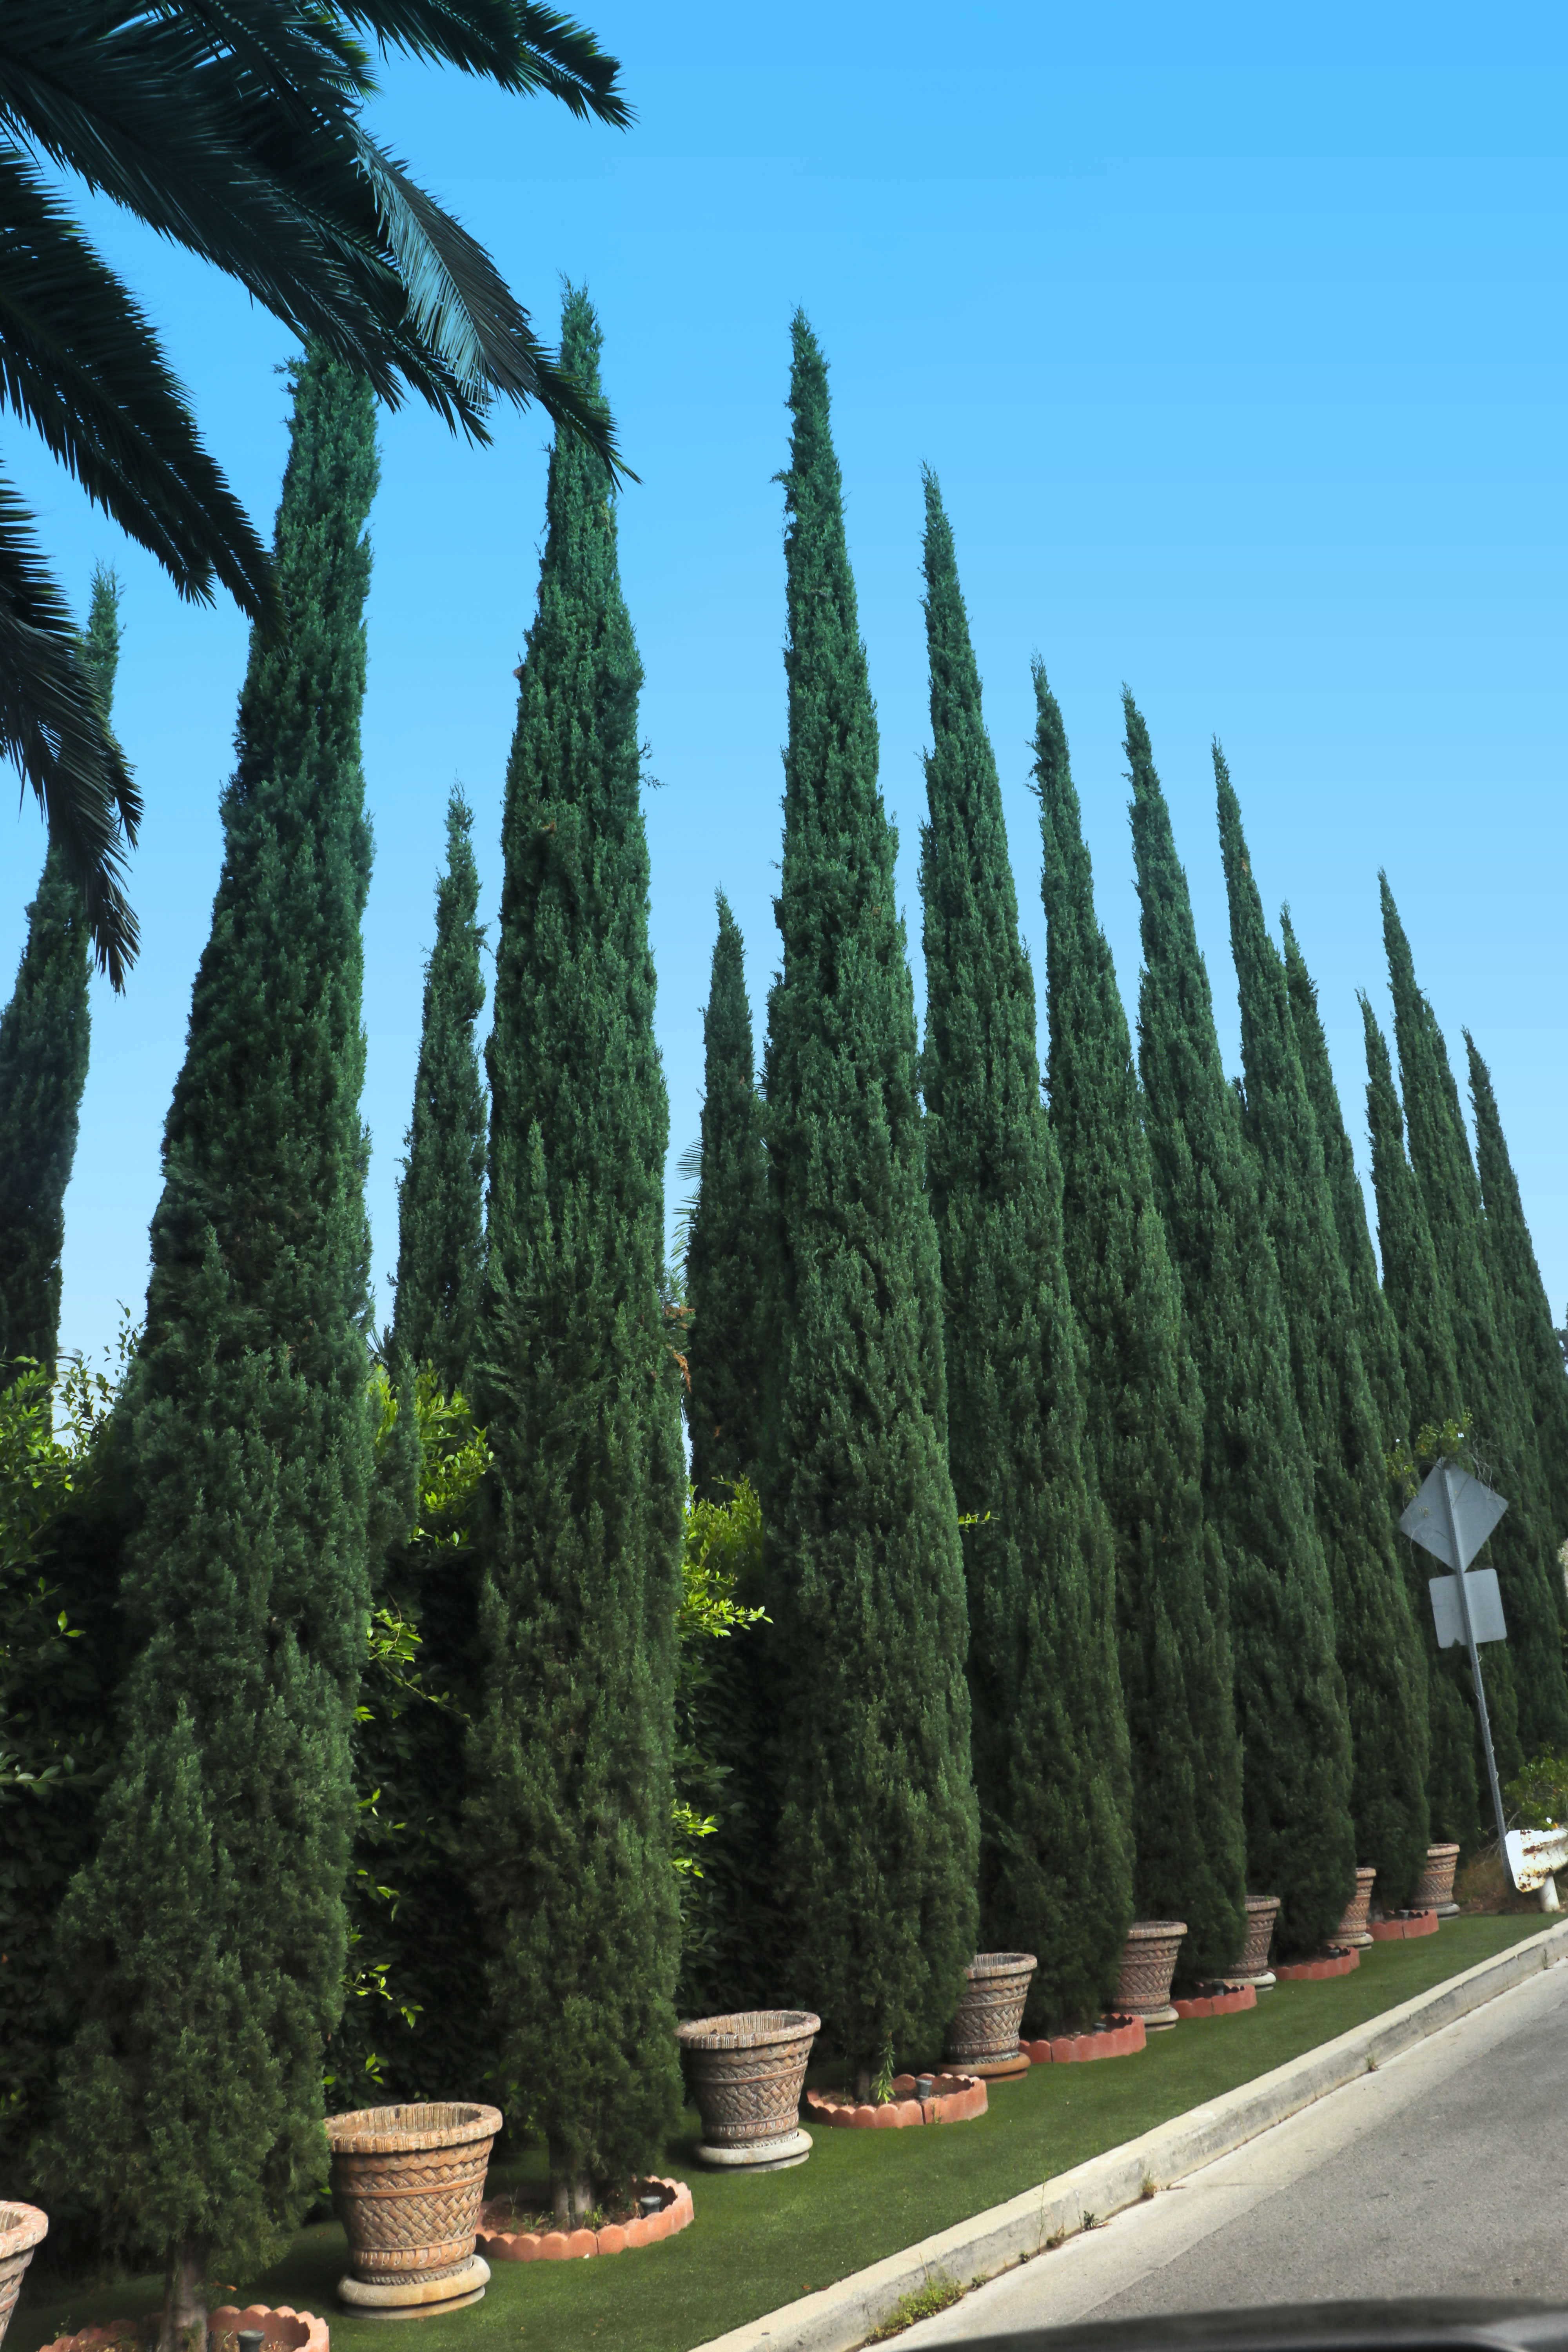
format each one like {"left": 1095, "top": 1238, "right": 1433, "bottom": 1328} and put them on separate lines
{"left": 5, "top": 0, "right": 1564, "bottom": 1379}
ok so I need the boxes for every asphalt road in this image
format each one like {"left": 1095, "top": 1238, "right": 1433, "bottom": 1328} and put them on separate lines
{"left": 908, "top": 1947, "right": 1568, "bottom": 2342}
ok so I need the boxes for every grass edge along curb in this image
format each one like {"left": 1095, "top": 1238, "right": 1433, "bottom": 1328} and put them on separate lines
{"left": 694, "top": 1916, "right": 1568, "bottom": 2352}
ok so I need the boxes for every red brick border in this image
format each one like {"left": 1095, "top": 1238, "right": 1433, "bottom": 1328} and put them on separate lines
{"left": 806, "top": 2073, "right": 987, "bottom": 2128}
{"left": 477, "top": 2176, "right": 693, "bottom": 2261}
{"left": 42, "top": 2308, "right": 330, "bottom": 2352}
{"left": 1171, "top": 1983, "right": 1258, "bottom": 2020}
{"left": 1368, "top": 1911, "right": 1439, "bottom": 1941}
{"left": 1274, "top": 1947, "right": 1360, "bottom": 1980}
{"left": 1021, "top": 2016, "right": 1147, "bottom": 2063}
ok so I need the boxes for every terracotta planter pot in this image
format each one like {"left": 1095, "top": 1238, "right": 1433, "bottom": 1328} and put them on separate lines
{"left": 944, "top": 1952, "right": 1037, "bottom": 2079}
{"left": 677, "top": 2009, "right": 820, "bottom": 2171}
{"left": 327, "top": 2100, "right": 501, "bottom": 2315}
{"left": 1412, "top": 1843, "right": 1461, "bottom": 1916}
{"left": 0, "top": 2205, "right": 47, "bottom": 2352}
{"left": 1229, "top": 1893, "right": 1281, "bottom": 1987}
{"left": 1336, "top": 1867, "right": 1378, "bottom": 1948}
{"left": 1113, "top": 1920, "right": 1187, "bottom": 2029}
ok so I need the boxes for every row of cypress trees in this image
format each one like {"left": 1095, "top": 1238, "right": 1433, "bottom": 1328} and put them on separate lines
{"left": 683, "top": 320, "right": 1568, "bottom": 2047}
{"left": 3, "top": 291, "right": 1565, "bottom": 2327}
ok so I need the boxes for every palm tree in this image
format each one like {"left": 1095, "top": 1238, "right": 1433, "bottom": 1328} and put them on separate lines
{"left": 0, "top": 0, "right": 631, "bottom": 986}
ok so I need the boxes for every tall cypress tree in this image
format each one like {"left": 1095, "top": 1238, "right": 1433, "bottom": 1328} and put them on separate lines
{"left": 51, "top": 351, "right": 378, "bottom": 2344}
{"left": 1034, "top": 662, "right": 1245, "bottom": 1981}
{"left": 466, "top": 289, "right": 684, "bottom": 2220}
{"left": 392, "top": 788, "right": 487, "bottom": 1392}
{"left": 1381, "top": 879, "right": 1568, "bottom": 1757}
{"left": 1126, "top": 693, "right": 1354, "bottom": 1955}
{"left": 1361, "top": 997, "right": 1485, "bottom": 1845}
{"left": 1216, "top": 754, "right": 1428, "bottom": 1902}
{"left": 919, "top": 485, "right": 1131, "bottom": 2027}
{"left": 1281, "top": 910, "right": 1410, "bottom": 1449}
{"left": 685, "top": 893, "right": 767, "bottom": 1500}
{"left": 759, "top": 322, "right": 977, "bottom": 2086}
{"left": 0, "top": 569, "right": 120, "bottom": 1374}
{"left": 1465, "top": 1032, "right": 1568, "bottom": 1564}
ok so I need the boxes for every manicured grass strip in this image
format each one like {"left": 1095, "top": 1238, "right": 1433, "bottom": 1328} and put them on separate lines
{"left": 15, "top": 1919, "right": 1544, "bottom": 2352}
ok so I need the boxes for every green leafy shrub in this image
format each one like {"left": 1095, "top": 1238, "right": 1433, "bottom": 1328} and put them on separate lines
{"left": 1503, "top": 1751, "right": 1568, "bottom": 1831}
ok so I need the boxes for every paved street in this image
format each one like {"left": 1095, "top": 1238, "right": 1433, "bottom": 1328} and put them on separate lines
{"left": 908, "top": 1953, "right": 1568, "bottom": 2342}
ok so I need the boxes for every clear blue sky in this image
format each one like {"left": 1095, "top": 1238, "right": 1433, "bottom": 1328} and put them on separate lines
{"left": 6, "top": 1, "right": 1564, "bottom": 1378}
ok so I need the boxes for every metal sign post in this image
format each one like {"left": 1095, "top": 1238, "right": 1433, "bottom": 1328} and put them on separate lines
{"left": 1436, "top": 1460, "right": 1508, "bottom": 1855}
{"left": 1400, "top": 1454, "right": 1512, "bottom": 1858}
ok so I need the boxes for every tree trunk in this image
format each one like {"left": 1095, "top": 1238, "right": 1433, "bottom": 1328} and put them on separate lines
{"left": 548, "top": 2138, "right": 571, "bottom": 2229}
{"left": 161, "top": 2238, "right": 206, "bottom": 2352}
{"left": 570, "top": 2173, "right": 593, "bottom": 2225}
{"left": 854, "top": 2063, "right": 872, "bottom": 2104}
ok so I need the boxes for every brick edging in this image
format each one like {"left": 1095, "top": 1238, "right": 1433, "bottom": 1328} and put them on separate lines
{"left": 691, "top": 1918, "right": 1568, "bottom": 2352}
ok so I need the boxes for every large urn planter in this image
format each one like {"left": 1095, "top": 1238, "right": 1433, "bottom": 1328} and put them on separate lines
{"left": 1412, "top": 1843, "right": 1461, "bottom": 1917}
{"left": 1336, "top": 1867, "right": 1378, "bottom": 1948}
{"left": 944, "top": 1953, "right": 1037, "bottom": 2080}
{"left": 326, "top": 2100, "right": 501, "bottom": 2316}
{"left": 1229, "top": 1894, "right": 1281, "bottom": 1989}
{"left": 677, "top": 2010, "right": 819, "bottom": 2171}
{"left": 0, "top": 2204, "right": 47, "bottom": 2352}
{"left": 1113, "top": 1920, "right": 1187, "bottom": 2029}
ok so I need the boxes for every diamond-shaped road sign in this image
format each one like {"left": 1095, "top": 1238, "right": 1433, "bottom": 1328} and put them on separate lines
{"left": 1400, "top": 1457, "right": 1508, "bottom": 1573}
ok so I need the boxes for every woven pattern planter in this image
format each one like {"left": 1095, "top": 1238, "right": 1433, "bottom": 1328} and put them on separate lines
{"left": 1412, "top": 1843, "right": 1461, "bottom": 1915}
{"left": 1230, "top": 1893, "right": 1282, "bottom": 1984}
{"left": 327, "top": 2101, "right": 500, "bottom": 2310}
{"left": 944, "top": 1953, "right": 1037, "bottom": 2078}
{"left": 1113, "top": 1920, "right": 1187, "bottom": 2027}
{"left": 677, "top": 2010, "right": 819, "bottom": 2170}
{"left": 1336, "top": 1867, "right": 1378, "bottom": 1948}
{"left": 0, "top": 2205, "right": 47, "bottom": 2352}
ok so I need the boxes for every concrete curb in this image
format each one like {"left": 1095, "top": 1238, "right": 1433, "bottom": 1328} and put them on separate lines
{"left": 693, "top": 1918, "right": 1568, "bottom": 2352}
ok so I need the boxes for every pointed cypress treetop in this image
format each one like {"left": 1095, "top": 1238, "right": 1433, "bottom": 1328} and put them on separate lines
{"left": 1359, "top": 993, "right": 1462, "bottom": 1434}
{"left": 392, "top": 787, "right": 487, "bottom": 1392}
{"left": 759, "top": 321, "right": 976, "bottom": 2075}
{"left": 686, "top": 891, "right": 766, "bottom": 1500}
{"left": 1034, "top": 662, "right": 1244, "bottom": 1980}
{"left": 0, "top": 568, "right": 122, "bottom": 1374}
{"left": 919, "top": 482, "right": 1131, "bottom": 2027}
{"left": 1216, "top": 751, "right": 1428, "bottom": 1902}
{"left": 1465, "top": 1031, "right": 1568, "bottom": 1566}
{"left": 1126, "top": 692, "right": 1354, "bottom": 1952}
{"left": 468, "top": 285, "right": 684, "bottom": 2209}
{"left": 1381, "top": 877, "right": 1568, "bottom": 1755}
{"left": 1281, "top": 909, "right": 1410, "bottom": 1447}
{"left": 52, "top": 348, "right": 379, "bottom": 2326}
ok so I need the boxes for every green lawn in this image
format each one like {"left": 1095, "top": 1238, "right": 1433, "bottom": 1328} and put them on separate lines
{"left": 15, "top": 1918, "right": 1545, "bottom": 2352}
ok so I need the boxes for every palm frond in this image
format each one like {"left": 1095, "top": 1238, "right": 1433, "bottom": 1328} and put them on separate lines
{"left": 0, "top": 475, "right": 138, "bottom": 985}
{"left": 0, "top": 142, "right": 274, "bottom": 618}
{"left": 328, "top": 0, "right": 631, "bottom": 122}
{"left": 0, "top": 3, "right": 628, "bottom": 466}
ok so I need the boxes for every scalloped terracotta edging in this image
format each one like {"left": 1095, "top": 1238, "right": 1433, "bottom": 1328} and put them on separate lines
{"left": 1368, "top": 1909, "right": 1439, "bottom": 1940}
{"left": 38, "top": 2306, "right": 328, "bottom": 2352}
{"left": 1171, "top": 1982, "right": 1258, "bottom": 2020}
{"left": 1022, "top": 2015, "right": 1147, "bottom": 2063}
{"left": 476, "top": 2178, "right": 692, "bottom": 2261}
{"left": 805, "top": 2073, "right": 986, "bottom": 2128}
{"left": 1274, "top": 1946, "right": 1360, "bottom": 1980}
